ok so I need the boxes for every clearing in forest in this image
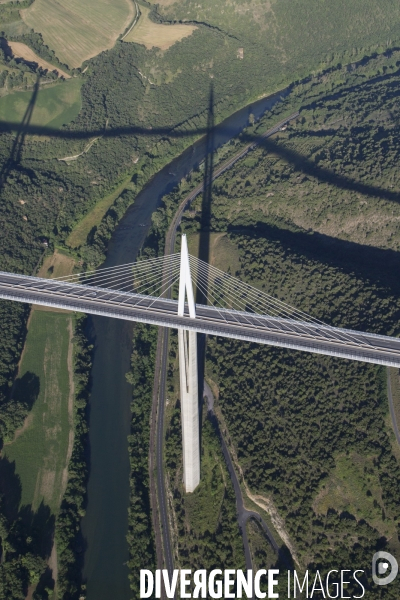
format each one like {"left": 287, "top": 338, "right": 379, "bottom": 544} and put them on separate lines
{"left": 37, "top": 249, "right": 77, "bottom": 280}
{"left": 21, "top": 0, "right": 135, "bottom": 68}
{"left": 124, "top": 4, "right": 197, "bottom": 50}
{"left": 313, "top": 452, "right": 396, "bottom": 539}
{"left": 7, "top": 41, "right": 71, "bottom": 78}
{"left": 3, "top": 310, "right": 75, "bottom": 514}
{"left": 187, "top": 232, "right": 241, "bottom": 276}
{"left": 3, "top": 250, "right": 77, "bottom": 512}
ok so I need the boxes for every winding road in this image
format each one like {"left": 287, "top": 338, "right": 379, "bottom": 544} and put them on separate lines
{"left": 203, "top": 382, "right": 280, "bottom": 576}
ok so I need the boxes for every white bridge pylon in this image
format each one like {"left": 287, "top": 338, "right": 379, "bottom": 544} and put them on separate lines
{"left": 177, "top": 235, "right": 200, "bottom": 493}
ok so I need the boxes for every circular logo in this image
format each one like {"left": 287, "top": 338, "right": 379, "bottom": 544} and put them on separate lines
{"left": 372, "top": 551, "right": 398, "bottom": 585}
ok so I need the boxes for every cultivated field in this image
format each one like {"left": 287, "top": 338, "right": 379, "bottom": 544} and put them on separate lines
{"left": 124, "top": 4, "right": 196, "bottom": 50}
{"left": 21, "top": 0, "right": 135, "bottom": 68}
{"left": 0, "top": 77, "right": 82, "bottom": 129}
{"left": 4, "top": 310, "right": 74, "bottom": 514}
{"left": 8, "top": 41, "right": 70, "bottom": 78}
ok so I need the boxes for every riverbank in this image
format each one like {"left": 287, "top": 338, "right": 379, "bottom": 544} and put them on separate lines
{"left": 79, "top": 86, "right": 290, "bottom": 600}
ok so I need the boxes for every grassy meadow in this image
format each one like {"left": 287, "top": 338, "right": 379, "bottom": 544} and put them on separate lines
{"left": 21, "top": 0, "right": 135, "bottom": 68}
{"left": 66, "top": 175, "right": 133, "bottom": 248}
{"left": 124, "top": 4, "right": 196, "bottom": 50}
{"left": 313, "top": 452, "right": 396, "bottom": 538}
{"left": 0, "top": 77, "right": 82, "bottom": 128}
{"left": 3, "top": 310, "right": 74, "bottom": 515}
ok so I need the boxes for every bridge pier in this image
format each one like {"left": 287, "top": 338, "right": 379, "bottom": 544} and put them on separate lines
{"left": 178, "top": 235, "right": 200, "bottom": 492}
{"left": 178, "top": 328, "right": 200, "bottom": 492}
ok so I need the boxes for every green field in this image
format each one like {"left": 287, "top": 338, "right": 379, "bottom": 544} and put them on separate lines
{"left": 21, "top": 0, "right": 135, "bottom": 68}
{"left": 0, "top": 77, "right": 82, "bottom": 128}
{"left": 4, "top": 310, "right": 74, "bottom": 515}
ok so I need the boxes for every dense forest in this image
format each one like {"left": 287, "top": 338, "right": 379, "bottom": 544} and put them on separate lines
{"left": 55, "top": 315, "right": 91, "bottom": 600}
{"left": 204, "top": 234, "right": 400, "bottom": 596}
{"left": 125, "top": 323, "right": 157, "bottom": 597}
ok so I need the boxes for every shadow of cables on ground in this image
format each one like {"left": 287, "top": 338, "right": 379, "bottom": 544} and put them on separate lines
{"left": 240, "top": 131, "right": 400, "bottom": 204}
{"left": 227, "top": 222, "right": 400, "bottom": 328}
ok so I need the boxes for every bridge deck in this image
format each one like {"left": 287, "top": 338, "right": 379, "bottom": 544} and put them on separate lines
{"left": 1, "top": 271, "right": 400, "bottom": 367}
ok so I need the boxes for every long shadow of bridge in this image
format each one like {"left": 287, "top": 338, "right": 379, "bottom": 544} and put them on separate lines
{"left": 1, "top": 72, "right": 400, "bottom": 206}
{"left": 230, "top": 222, "right": 400, "bottom": 310}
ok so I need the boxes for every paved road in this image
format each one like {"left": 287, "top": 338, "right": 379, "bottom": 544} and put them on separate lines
{"left": 2, "top": 108, "right": 397, "bottom": 593}
{"left": 2, "top": 272, "right": 400, "bottom": 368}
{"left": 163, "top": 112, "right": 299, "bottom": 238}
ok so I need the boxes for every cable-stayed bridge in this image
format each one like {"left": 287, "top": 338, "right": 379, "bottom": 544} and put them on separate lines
{"left": 1, "top": 235, "right": 400, "bottom": 490}
{"left": 1, "top": 243, "right": 399, "bottom": 367}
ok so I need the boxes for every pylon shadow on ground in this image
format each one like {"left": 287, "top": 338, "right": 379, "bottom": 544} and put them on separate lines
{"left": 0, "top": 74, "right": 40, "bottom": 195}
{"left": 195, "top": 83, "right": 215, "bottom": 433}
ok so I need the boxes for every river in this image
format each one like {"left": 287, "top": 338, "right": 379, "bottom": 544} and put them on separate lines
{"left": 81, "top": 88, "right": 289, "bottom": 600}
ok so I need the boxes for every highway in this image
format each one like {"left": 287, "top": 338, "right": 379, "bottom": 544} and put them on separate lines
{"left": 1, "top": 271, "right": 400, "bottom": 368}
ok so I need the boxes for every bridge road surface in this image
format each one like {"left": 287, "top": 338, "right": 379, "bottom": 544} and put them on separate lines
{"left": 1, "top": 271, "right": 400, "bottom": 368}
